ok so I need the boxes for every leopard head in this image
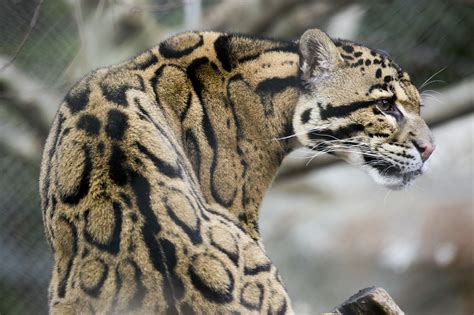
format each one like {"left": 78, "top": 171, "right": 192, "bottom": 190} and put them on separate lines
{"left": 294, "top": 29, "right": 435, "bottom": 190}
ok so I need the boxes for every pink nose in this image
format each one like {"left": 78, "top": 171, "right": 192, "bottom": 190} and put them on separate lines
{"left": 413, "top": 141, "right": 435, "bottom": 161}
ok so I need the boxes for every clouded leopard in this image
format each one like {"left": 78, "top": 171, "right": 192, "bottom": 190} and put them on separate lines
{"left": 40, "top": 28, "right": 435, "bottom": 314}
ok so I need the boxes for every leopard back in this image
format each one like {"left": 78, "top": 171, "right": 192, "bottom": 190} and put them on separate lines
{"left": 40, "top": 31, "right": 299, "bottom": 314}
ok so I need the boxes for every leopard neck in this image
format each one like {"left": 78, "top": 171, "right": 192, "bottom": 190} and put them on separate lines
{"left": 217, "top": 59, "right": 302, "bottom": 240}
{"left": 148, "top": 33, "right": 303, "bottom": 240}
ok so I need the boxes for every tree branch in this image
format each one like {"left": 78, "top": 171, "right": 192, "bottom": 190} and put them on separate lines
{"left": 323, "top": 287, "right": 405, "bottom": 315}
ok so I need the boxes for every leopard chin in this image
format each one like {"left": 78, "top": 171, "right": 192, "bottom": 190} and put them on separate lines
{"left": 329, "top": 150, "right": 425, "bottom": 190}
{"left": 366, "top": 165, "right": 424, "bottom": 190}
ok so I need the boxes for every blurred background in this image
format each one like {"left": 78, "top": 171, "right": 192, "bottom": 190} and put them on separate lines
{"left": 0, "top": 0, "right": 472, "bottom": 314}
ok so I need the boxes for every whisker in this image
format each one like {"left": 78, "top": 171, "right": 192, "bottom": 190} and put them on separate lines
{"left": 420, "top": 80, "right": 445, "bottom": 90}
{"left": 305, "top": 145, "right": 383, "bottom": 163}
{"left": 421, "top": 95, "right": 443, "bottom": 105}
{"left": 383, "top": 190, "right": 392, "bottom": 205}
{"left": 421, "top": 89, "right": 443, "bottom": 96}
{"left": 418, "top": 66, "right": 447, "bottom": 90}
{"left": 272, "top": 129, "right": 314, "bottom": 141}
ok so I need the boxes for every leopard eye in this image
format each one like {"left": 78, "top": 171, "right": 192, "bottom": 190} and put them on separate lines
{"left": 375, "top": 99, "right": 392, "bottom": 112}
{"left": 375, "top": 98, "right": 403, "bottom": 121}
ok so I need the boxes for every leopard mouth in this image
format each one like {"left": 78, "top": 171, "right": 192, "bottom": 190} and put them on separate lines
{"left": 398, "top": 169, "right": 423, "bottom": 184}
{"left": 382, "top": 170, "right": 422, "bottom": 190}
{"left": 363, "top": 155, "right": 423, "bottom": 189}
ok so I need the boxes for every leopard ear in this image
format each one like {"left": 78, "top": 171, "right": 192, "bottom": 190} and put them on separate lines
{"left": 299, "top": 29, "right": 343, "bottom": 81}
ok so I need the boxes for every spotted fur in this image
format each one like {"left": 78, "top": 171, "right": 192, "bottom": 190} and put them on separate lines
{"left": 40, "top": 29, "right": 434, "bottom": 314}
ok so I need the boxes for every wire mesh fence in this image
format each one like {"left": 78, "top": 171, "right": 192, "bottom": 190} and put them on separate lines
{"left": 0, "top": 148, "right": 51, "bottom": 314}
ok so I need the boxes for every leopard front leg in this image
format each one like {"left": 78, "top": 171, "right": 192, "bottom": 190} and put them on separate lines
{"left": 176, "top": 212, "right": 294, "bottom": 314}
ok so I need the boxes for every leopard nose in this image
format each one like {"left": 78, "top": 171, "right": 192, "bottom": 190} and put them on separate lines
{"left": 413, "top": 140, "right": 436, "bottom": 161}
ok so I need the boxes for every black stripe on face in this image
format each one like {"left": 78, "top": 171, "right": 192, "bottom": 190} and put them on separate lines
{"left": 375, "top": 68, "right": 382, "bottom": 78}
{"left": 369, "top": 83, "right": 388, "bottom": 93}
{"left": 342, "top": 45, "right": 354, "bottom": 53}
{"left": 300, "top": 108, "right": 312, "bottom": 124}
{"left": 368, "top": 132, "right": 390, "bottom": 138}
{"left": 363, "top": 155, "right": 400, "bottom": 176}
{"left": 309, "top": 123, "right": 364, "bottom": 141}
{"left": 319, "top": 101, "right": 373, "bottom": 120}
{"left": 341, "top": 54, "right": 354, "bottom": 60}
